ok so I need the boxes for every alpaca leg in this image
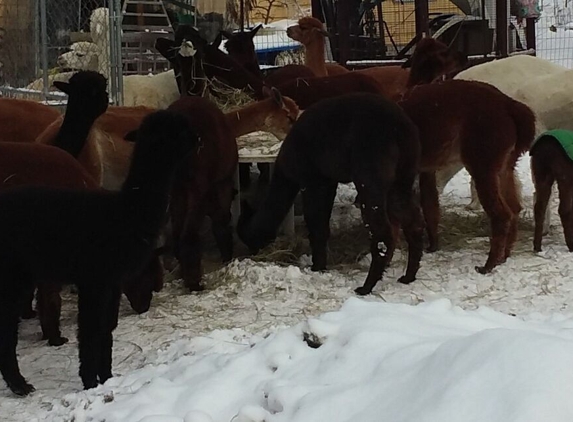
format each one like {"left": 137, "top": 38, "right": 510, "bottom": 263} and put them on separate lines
{"left": 466, "top": 177, "right": 482, "bottom": 210}
{"left": 257, "top": 163, "right": 271, "bottom": 185}
{"left": 20, "top": 284, "right": 37, "bottom": 320}
{"left": 471, "top": 173, "right": 512, "bottom": 273}
{"left": 78, "top": 283, "right": 104, "bottom": 390}
{"left": 239, "top": 163, "right": 252, "bottom": 190}
{"left": 37, "top": 282, "right": 67, "bottom": 346}
{"left": 500, "top": 170, "right": 522, "bottom": 259}
{"left": 435, "top": 164, "right": 463, "bottom": 194}
{"left": 97, "top": 282, "right": 121, "bottom": 385}
{"left": 531, "top": 165, "right": 554, "bottom": 252}
{"left": 0, "top": 278, "right": 34, "bottom": 396}
{"left": 301, "top": 181, "right": 338, "bottom": 272}
{"left": 208, "top": 182, "right": 235, "bottom": 263}
{"left": 556, "top": 178, "right": 573, "bottom": 251}
{"left": 354, "top": 188, "right": 394, "bottom": 296}
{"left": 419, "top": 171, "right": 440, "bottom": 252}
{"left": 394, "top": 191, "right": 425, "bottom": 285}
{"left": 180, "top": 204, "right": 208, "bottom": 292}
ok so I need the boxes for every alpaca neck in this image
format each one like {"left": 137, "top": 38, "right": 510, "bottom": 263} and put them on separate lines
{"left": 225, "top": 99, "right": 271, "bottom": 138}
{"left": 53, "top": 101, "right": 100, "bottom": 158}
{"left": 304, "top": 39, "right": 328, "bottom": 77}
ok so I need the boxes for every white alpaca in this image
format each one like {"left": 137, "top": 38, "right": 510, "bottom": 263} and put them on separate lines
{"left": 89, "top": 7, "right": 179, "bottom": 109}
{"left": 57, "top": 41, "right": 100, "bottom": 71}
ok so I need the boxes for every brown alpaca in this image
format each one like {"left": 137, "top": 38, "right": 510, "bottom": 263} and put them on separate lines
{"left": 286, "top": 17, "right": 349, "bottom": 77}
{"left": 286, "top": 19, "right": 465, "bottom": 99}
{"left": 530, "top": 133, "right": 573, "bottom": 252}
{"left": 0, "top": 98, "right": 61, "bottom": 143}
{"left": 359, "top": 37, "right": 466, "bottom": 99}
{"left": 164, "top": 89, "right": 299, "bottom": 291}
{"left": 36, "top": 106, "right": 155, "bottom": 190}
{"left": 398, "top": 80, "right": 535, "bottom": 273}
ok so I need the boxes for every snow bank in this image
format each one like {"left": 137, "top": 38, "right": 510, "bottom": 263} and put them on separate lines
{"left": 50, "top": 298, "right": 573, "bottom": 422}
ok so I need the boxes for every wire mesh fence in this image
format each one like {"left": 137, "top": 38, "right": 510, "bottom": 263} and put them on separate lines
{"left": 0, "top": 0, "right": 123, "bottom": 103}
{"left": 535, "top": 0, "right": 573, "bottom": 67}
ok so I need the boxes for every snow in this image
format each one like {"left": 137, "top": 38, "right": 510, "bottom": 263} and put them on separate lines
{"left": 2, "top": 154, "right": 573, "bottom": 421}
{"left": 4, "top": 10, "right": 573, "bottom": 422}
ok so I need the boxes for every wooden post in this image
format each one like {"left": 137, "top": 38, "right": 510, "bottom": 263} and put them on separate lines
{"left": 414, "top": 0, "right": 429, "bottom": 35}
{"left": 496, "top": 0, "right": 508, "bottom": 56}
{"left": 311, "top": 0, "right": 324, "bottom": 22}
{"left": 525, "top": 17, "right": 536, "bottom": 52}
{"left": 336, "top": 0, "right": 350, "bottom": 65}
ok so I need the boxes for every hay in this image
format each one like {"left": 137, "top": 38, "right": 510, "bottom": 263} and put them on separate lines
{"left": 186, "top": 73, "right": 255, "bottom": 112}
{"left": 249, "top": 221, "right": 371, "bottom": 269}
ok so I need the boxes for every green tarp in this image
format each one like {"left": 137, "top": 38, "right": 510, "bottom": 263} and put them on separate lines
{"left": 532, "top": 129, "right": 573, "bottom": 161}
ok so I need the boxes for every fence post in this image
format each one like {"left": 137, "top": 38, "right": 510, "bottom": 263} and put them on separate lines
{"left": 108, "top": 0, "right": 123, "bottom": 105}
{"left": 496, "top": 0, "right": 508, "bottom": 56}
{"left": 39, "top": 0, "right": 49, "bottom": 99}
{"left": 414, "top": 0, "right": 429, "bottom": 35}
{"left": 336, "top": 0, "right": 350, "bottom": 65}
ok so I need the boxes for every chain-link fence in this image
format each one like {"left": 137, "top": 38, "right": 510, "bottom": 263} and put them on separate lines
{"left": 0, "top": 0, "right": 123, "bottom": 103}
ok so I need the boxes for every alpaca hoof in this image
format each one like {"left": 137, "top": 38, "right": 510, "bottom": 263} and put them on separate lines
{"left": 534, "top": 247, "right": 542, "bottom": 253}
{"left": 475, "top": 265, "right": 491, "bottom": 275}
{"left": 311, "top": 264, "right": 327, "bottom": 272}
{"left": 425, "top": 245, "right": 438, "bottom": 253}
{"left": 354, "top": 286, "right": 372, "bottom": 296}
{"left": 21, "top": 309, "right": 37, "bottom": 320}
{"left": 186, "top": 283, "right": 204, "bottom": 293}
{"left": 8, "top": 379, "right": 35, "bottom": 396}
{"left": 398, "top": 275, "right": 415, "bottom": 285}
{"left": 48, "top": 336, "right": 69, "bottom": 347}
{"left": 82, "top": 378, "right": 98, "bottom": 390}
{"left": 98, "top": 372, "right": 113, "bottom": 385}
{"left": 465, "top": 201, "right": 482, "bottom": 211}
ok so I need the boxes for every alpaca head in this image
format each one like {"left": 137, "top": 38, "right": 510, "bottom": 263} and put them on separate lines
{"left": 261, "top": 86, "right": 300, "bottom": 140}
{"left": 130, "top": 110, "right": 199, "bottom": 174}
{"left": 89, "top": 7, "right": 110, "bottom": 44}
{"left": 287, "top": 17, "right": 329, "bottom": 46}
{"left": 122, "top": 250, "right": 164, "bottom": 314}
{"left": 220, "top": 25, "right": 262, "bottom": 58}
{"left": 53, "top": 71, "right": 109, "bottom": 120}
{"left": 57, "top": 41, "right": 99, "bottom": 71}
{"left": 403, "top": 37, "right": 467, "bottom": 85}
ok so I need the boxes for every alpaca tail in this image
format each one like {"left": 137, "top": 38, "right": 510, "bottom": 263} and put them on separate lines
{"left": 507, "top": 98, "right": 536, "bottom": 156}
{"left": 237, "top": 163, "right": 300, "bottom": 253}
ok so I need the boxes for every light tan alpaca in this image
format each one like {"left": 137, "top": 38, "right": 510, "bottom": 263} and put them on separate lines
{"left": 286, "top": 17, "right": 349, "bottom": 77}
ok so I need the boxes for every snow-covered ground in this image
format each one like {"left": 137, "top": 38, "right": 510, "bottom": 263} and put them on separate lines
{"left": 2, "top": 154, "right": 573, "bottom": 421}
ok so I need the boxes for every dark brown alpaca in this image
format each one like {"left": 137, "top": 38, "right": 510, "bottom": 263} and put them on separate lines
{"left": 398, "top": 80, "right": 536, "bottom": 273}
{"left": 530, "top": 132, "right": 573, "bottom": 252}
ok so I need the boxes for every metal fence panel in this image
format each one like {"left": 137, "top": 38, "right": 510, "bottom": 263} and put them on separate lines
{"left": 0, "top": 0, "right": 123, "bottom": 103}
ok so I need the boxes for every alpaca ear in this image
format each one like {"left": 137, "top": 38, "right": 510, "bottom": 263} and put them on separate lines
{"left": 221, "top": 30, "right": 233, "bottom": 39}
{"left": 251, "top": 24, "right": 263, "bottom": 37}
{"left": 155, "top": 38, "right": 177, "bottom": 61}
{"left": 212, "top": 32, "right": 223, "bottom": 48}
{"left": 401, "top": 56, "right": 413, "bottom": 69}
{"left": 270, "top": 86, "right": 285, "bottom": 108}
{"left": 261, "top": 85, "right": 272, "bottom": 98}
{"left": 124, "top": 129, "right": 138, "bottom": 142}
{"left": 314, "top": 27, "right": 330, "bottom": 37}
{"left": 53, "top": 81, "right": 71, "bottom": 94}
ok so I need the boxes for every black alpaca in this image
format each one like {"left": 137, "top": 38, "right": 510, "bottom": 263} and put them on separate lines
{"left": 20, "top": 70, "right": 108, "bottom": 329}
{"left": 0, "top": 110, "right": 198, "bottom": 396}
{"left": 21, "top": 72, "right": 163, "bottom": 348}
{"left": 51, "top": 72, "right": 109, "bottom": 156}
{"left": 237, "top": 93, "right": 425, "bottom": 295}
